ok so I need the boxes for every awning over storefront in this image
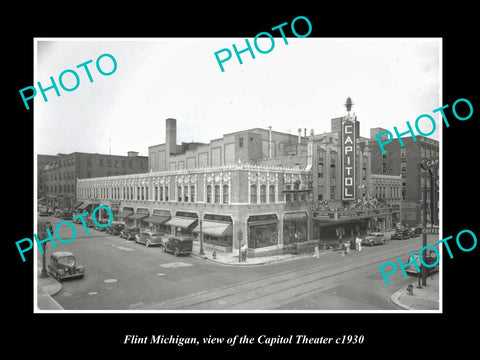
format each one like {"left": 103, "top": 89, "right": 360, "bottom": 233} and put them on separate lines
{"left": 117, "top": 210, "right": 133, "bottom": 218}
{"left": 72, "top": 201, "right": 83, "bottom": 209}
{"left": 143, "top": 215, "right": 171, "bottom": 224}
{"left": 192, "top": 221, "right": 233, "bottom": 237}
{"left": 129, "top": 213, "right": 149, "bottom": 220}
{"left": 78, "top": 202, "right": 91, "bottom": 210}
{"left": 165, "top": 217, "right": 197, "bottom": 229}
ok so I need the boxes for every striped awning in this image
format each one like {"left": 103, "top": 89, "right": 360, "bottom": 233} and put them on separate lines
{"left": 143, "top": 215, "right": 171, "bottom": 224}
{"left": 192, "top": 221, "right": 232, "bottom": 237}
{"left": 165, "top": 217, "right": 197, "bottom": 229}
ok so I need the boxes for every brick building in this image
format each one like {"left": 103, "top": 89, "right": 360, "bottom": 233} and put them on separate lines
{"left": 43, "top": 151, "right": 148, "bottom": 211}
{"left": 77, "top": 111, "right": 404, "bottom": 255}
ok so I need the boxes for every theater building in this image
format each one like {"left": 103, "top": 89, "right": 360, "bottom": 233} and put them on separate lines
{"left": 77, "top": 103, "right": 403, "bottom": 255}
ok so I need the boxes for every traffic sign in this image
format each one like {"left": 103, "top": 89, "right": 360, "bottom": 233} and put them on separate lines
{"left": 422, "top": 227, "right": 439, "bottom": 235}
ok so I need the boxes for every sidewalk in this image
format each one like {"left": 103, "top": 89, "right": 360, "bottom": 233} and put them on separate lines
{"left": 190, "top": 243, "right": 324, "bottom": 266}
{"left": 36, "top": 263, "right": 64, "bottom": 310}
{"left": 390, "top": 274, "right": 440, "bottom": 310}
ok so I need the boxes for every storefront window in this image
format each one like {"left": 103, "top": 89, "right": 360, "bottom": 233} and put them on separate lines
{"left": 247, "top": 215, "right": 278, "bottom": 248}
{"left": 283, "top": 213, "right": 308, "bottom": 245}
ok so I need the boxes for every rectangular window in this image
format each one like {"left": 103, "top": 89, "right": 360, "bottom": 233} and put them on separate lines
{"left": 239, "top": 137, "right": 244, "bottom": 147}
{"left": 250, "top": 184, "right": 257, "bottom": 204}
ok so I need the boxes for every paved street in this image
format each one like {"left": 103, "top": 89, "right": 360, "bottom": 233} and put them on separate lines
{"left": 38, "top": 216, "right": 439, "bottom": 311}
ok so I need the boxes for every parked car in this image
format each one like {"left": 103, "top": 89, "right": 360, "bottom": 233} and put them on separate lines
{"left": 120, "top": 226, "right": 140, "bottom": 240}
{"left": 106, "top": 221, "right": 125, "bottom": 235}
{"left": 408, "top": 227, "right": 422, "bottom": 238}
{"left": 391, "top": 230, "right": 410, "bottom": 240}
{"left": 60, "top": 211, "right": 72, "bottom": 220}
{"left": 135, "top": 230, "right": 164, "bottom": 247}
{"left": 405, "top": 251, "right": 439, "bottom": 275}
{"left": 47, "top": 251, "right": 85, "bottom": 281}
{"left": 363, "top": 232, "right": 386, "bottom": 246}
{"left": 163, "top": 235, "right": 193, "bottom": 256}
{"left": 93, "top": 219, "right": 109, "bottom": 231}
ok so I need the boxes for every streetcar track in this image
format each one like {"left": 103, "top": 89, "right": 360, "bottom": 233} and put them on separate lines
{"left": 140, "top": 239, "right": 427, "bottom": 310}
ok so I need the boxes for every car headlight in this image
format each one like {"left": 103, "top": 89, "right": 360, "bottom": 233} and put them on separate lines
{"left": 58, "top": 269, "right": 65, "bottom": 275}
{"left": 77, "top": 266, "right": 85, "bottom": 273}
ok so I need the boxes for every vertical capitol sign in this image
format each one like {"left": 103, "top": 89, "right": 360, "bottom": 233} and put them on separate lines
{"left": 342, "top": 117, "right": 356, "bottom": 201}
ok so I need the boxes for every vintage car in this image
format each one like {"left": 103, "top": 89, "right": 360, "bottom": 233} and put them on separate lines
{"left": 93, "top": 219, "right": 110, "bottom": 231}
{"left": 363, "top": 232, "right": 386, "bottom": 246}
{"left": 120, "top": 226, "right": 140, "bottom": 240}
{"left": 162, "top": 235, "right": 193, "bottom": 256}
{"left": 405, "top": 251, "right": 439, "bottom": 275}
{"left": 60, "top": 211, "right": 72, "bottom": 220}
{"left": 39, "top": 206, "right": 49, "bottom": 216}
{"left": 408, "top": 227, "right": 422, "bottom": 238}
{"left": 106, "top": 221, "right": 125, "bottom": 236}
{"left": 47, "top": 251, "right": 85, "bottom": 281}
{"left": 135, "top": 230, "right": 164, "bottom": 247}
{"left": 390, "top": 229, "right": 410, "bottom": 240}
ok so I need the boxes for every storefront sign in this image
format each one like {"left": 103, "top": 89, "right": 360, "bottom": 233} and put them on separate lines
{"left": 342, "top": 117, "right": 356, "bottom": 201}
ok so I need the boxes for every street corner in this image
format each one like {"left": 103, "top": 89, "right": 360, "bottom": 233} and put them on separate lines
{"left": 37, "top": 275, "right": 64, "bottom": 310}
{"left": 390, "top": 275, "right": 440, "bottom": 311}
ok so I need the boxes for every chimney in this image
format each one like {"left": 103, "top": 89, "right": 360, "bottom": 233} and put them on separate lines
{"left": 127, "top": 151, "right": 139, "bottom": 157}
{"left": 166, "top": 118, "right": 177, "bottom": 155}
{"left": 297, "top": 128, "right": 302, "bottom": 144}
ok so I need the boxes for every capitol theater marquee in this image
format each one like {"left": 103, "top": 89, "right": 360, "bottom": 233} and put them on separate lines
{"left": 342, "top": 115, "right": 356, "bottom": 201}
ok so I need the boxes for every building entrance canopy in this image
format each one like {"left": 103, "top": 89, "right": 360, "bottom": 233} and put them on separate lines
{"left": 166, "top": 217, "right": 197, "bottom": 229}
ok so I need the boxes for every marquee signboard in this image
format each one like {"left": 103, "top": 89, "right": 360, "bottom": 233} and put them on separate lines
{"left": 342, "top": 117, "right": 356, "bottom": 201}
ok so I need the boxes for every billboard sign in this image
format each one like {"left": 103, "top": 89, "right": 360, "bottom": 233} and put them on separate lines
{"left": 342, "top": 117, "right": 356, "bottom": 201}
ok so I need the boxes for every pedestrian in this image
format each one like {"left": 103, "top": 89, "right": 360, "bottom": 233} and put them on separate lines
{"left": 313, "top": 245, "right": 320, "bottom": 259}
{"left": 356, "top": 235, "right": 362, "bottom": 251}
{"left": 344, "top": 241, "right": 350, "bottom": 255}
{"left": 240, "top": 241, "right": 248, "bottom": 262}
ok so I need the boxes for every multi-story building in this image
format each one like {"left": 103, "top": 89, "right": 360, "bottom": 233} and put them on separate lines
{"left": 369, "top": 128, "right": 439, "bottom": 226}
{"left": 38, "top": 154, "right": 57, "bottom": 202}
{"left": 43, "top": 151, "right": 148, "bottom": 211}
{"left": 77, "top": 108, "right": 404, "bottom": 256}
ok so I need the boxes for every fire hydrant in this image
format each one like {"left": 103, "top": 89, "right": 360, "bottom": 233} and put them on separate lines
{"left": 406, "top": 284, "right": 414, "bottom": 296}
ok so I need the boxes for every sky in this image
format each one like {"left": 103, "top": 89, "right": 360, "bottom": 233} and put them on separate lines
{"left": 34, "top": 38, "right": 441, "bottom": 157}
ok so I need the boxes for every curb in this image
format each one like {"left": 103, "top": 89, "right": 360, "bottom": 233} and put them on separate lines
{"left": 390, "top": 289, "right": 410, "bottom": 310}
{"left": 190, "top": 252, "right": 317, "bottom": 267}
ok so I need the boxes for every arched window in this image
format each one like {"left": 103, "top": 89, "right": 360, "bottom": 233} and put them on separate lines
{"left": 250, "top": 184, "right": 257, "bottom": 204}
{"left": 330, "top": 164, "right": 336, "bottom": 179}
{"left": 223, "top": 184, "right": 229, "bottom": 204}
{"left": 191, "top": 185, "right": 195, "bottom": 202}
{"left": 207, "top": 185, "right": 212, "bottom": 203}
{"left": 285, "top": 184, "right": 291, "bottom": 202}
{"left": 269, "top": 185, "right": 275, "bottom": 203}
{"left": 178, "top": 186, "right": 182, "bottom": 202}
{"left": 184, "top": 185, "right": 189, "bottom": 202}
{"left": 260, "top": 185, "right": 267, "bottom": 203}
{"left": 214, "top": 185, "right": 220, "bottom": 203}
